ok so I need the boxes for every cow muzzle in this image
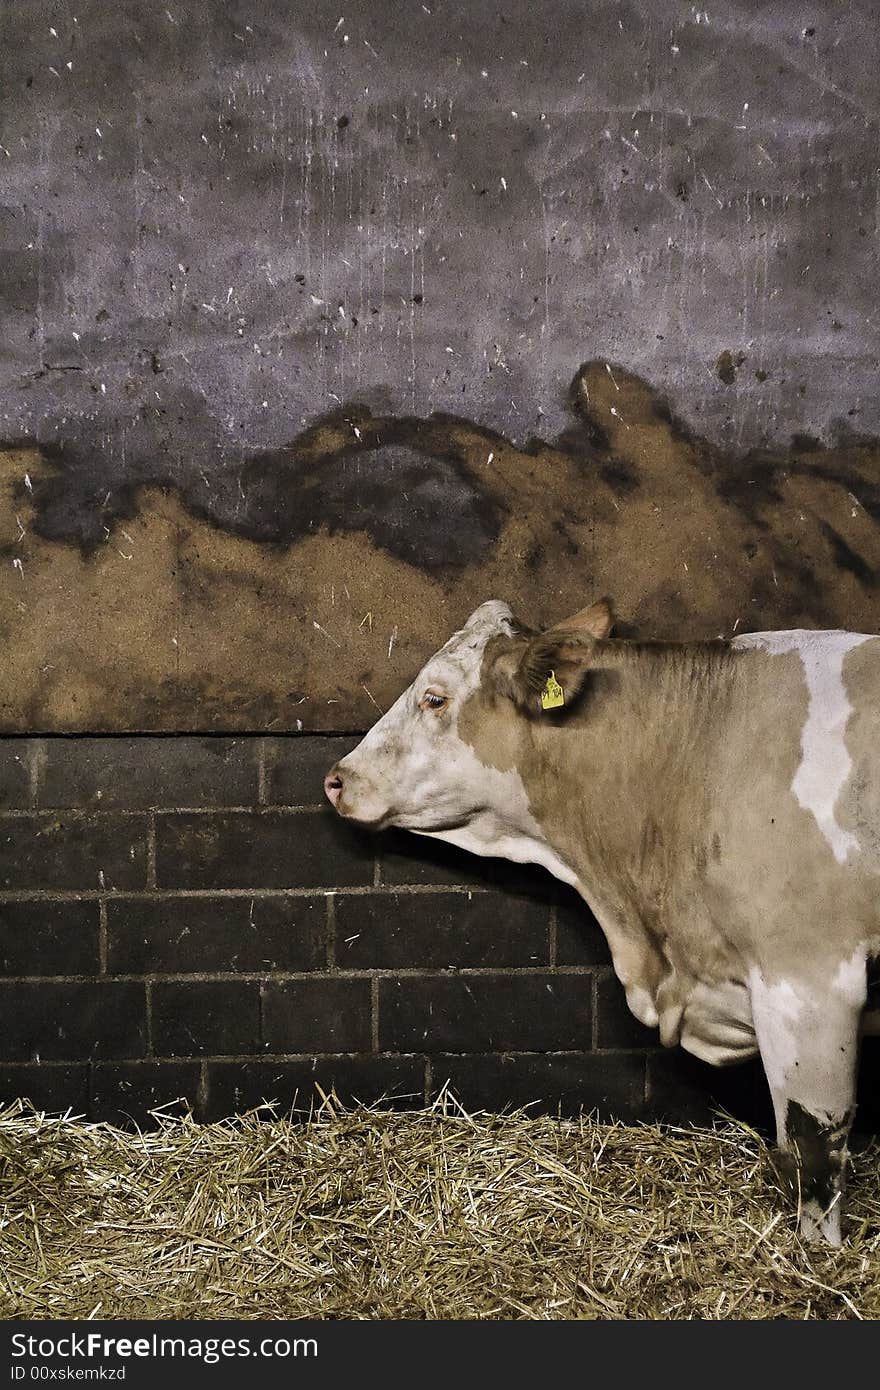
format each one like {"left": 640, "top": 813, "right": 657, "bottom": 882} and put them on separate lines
{"left": 324, "top": 768, "right": 344, "bottom": 808}
{"left": 324, "top": 761, "right": 391, "bottom": 828}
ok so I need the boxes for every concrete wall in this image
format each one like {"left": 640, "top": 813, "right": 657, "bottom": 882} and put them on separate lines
{"left": 2, "top": 4, "right": 880, "bottom": 732}
{"left": 4, "top": 0, "right": 879, "bottom": 492}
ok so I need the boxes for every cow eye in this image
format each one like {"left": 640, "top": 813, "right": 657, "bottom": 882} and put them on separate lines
{"left": 419, "top": 690, "right": 449, "bottom": 713}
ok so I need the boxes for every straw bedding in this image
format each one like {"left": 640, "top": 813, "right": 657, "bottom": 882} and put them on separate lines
{"left": 1, "top": 1092, "right": 878, "bottom": 1320}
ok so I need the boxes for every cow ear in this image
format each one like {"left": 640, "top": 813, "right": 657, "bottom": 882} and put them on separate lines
{"left": 547, "top": 597, "right": 613, "bottom": 639}
{"left": 489, "top": 630, "right": 601, "bottom": 716}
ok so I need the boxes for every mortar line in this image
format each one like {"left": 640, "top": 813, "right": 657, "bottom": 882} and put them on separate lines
{"left": 0, "top": 884, "right": 501, "bottom": 900}
{"left": 371, "top": 976, "right": 380, "bottom": 1052}
{"left": 0, "top": 804, "right": 335, "bottom": 819}
{"left": 0, "top": 966, "right": 601, "bottom": 983}
{"left": 325, "top": 892, "right": 337, "bottom": 970}
{"left": 98, "top": 899, "right": 108, "bottom": 975}
{"left": 145, "top": 813, "right": 157, "bottom": 889}
{"left": 197, "top": 1059, "right": 209, "bottom": 1118}
{"left": 28, "top": 738, "right": 46, "bottom": 809}
{"left": 0, "top": 1047, "right": 634, "bottom": 1067}
{"left": 256, "top": 739, "right": 269, "bottom": 806}
{"left": 0, "top": 731, "right": 371, "bottom": 741}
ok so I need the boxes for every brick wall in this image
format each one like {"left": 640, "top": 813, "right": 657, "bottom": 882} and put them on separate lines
{"left": 3, "top": 734, "right": 876, "bottom": 1133}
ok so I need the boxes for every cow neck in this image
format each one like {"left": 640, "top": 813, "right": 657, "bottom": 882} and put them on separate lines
{"left": 508, "top": 641, "right": 738, "bottom": 912}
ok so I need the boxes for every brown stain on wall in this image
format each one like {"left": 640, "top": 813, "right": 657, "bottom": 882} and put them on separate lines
{"left": 1, "top": 361, "right": 879, "bottom": 732}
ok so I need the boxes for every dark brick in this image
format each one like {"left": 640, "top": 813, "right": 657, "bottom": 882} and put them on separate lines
{"left": 107, "top": 895, "right": 326, "bottom": 974}
{"left": 0, "top": 741, "right": 33, "bottom": 809}
{"left": 335, "top": 891, "right": 550, "bottom": 969}
{"left": 35, "top": 737, "right": 257, "bottom": 810}
{"left": 0, "top": 1064, "right": 90, "bottom": 1115}
{"left": 488, "top": 859, "right": 559, "bottom": 901}
{"left": 91, "top": 1061, "right": 202, "bottom": 1127}
{"left": 155, "top": 809, "right": 374, "bottom": 889}
{"left": 555, "top": 885, "right": 612, "bottom": 966}
{"left": 0, "top": 814, "right": 147, "bottom": 890}
{"left": 596, "top": 971, "right": 660, "bottom": 1048}
{"left": 432, "top": 1051, "right": 647, "bottom": 1121}
{"left": 379, "top": 974, "right": 592, "bottom": 1052}
{"left": 205, "top": 1055, "right": 425, "bottom": 1120}
{"left": 0, "top": 899, "right": 100, "bottom": 976}
{"left": 646, "top": 1051, "right": 772, "bottom": 1131}
{"left": 378, "top": 829, "right": 496, "bottom": 888}
{"left": 151, "top": 981, "right": 261, "bottom": 1056}
{"left": 379, "top": 831, "right": 560, "bottom": 900}
{"left": 263, "top": 735, "right": 361, "bottom": 805}
{"left": 262, "top": 977, "right": 372, "bottom": 1053}
{"left": 0, "top": 982, "right": 147, "bottom": 1061}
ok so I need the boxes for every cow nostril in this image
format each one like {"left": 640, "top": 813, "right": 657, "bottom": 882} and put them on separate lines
{"left": 324, "top": 771, "right": 344, "bottom": 806}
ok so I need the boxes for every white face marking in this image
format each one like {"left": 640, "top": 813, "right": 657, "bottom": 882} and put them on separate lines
{"left": 732, "top": 629, "right": 872, "bottom": 863}
{"left": 414, "top": 774, "right": 579, "bottom": 885}
{"left": 335, "top": 600, "right": 514, "bottom": 828}
{"left": 334, "top": 600, "right": 579, "bottom": 881}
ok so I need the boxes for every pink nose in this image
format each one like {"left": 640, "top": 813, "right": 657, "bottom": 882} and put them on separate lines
{"left": 324, "top": 770, "right": 344, "bottom": 807}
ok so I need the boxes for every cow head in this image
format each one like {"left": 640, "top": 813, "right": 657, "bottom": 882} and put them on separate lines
{"left": 324, "top": 597, "right": 613, "bottom": 835}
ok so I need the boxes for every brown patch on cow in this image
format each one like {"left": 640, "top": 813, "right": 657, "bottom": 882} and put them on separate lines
{"left": 455, "top": 683, "right": 523, "bottom": 777}
{"left": 5, "top": 361, "right": 880, "bottom": 730}
{"left": 547, "top": 599, "right": 614, "bottom": 640}
{"left": 460, "top": 631, "right": 880, "bottom": 1010}
{"left": 457, "top": 638, "right": 745, "bottom": 1002}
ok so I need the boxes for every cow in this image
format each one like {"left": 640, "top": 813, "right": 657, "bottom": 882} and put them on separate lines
{"left": 324, "top": 598, "right": 880, "bottom": 1244}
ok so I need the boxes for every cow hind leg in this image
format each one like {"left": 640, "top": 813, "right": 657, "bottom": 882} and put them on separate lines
{"left": 749, "top": 956, "right": 866, "bottom": 1246}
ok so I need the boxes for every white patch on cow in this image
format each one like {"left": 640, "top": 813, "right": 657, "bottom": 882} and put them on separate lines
{"left": 747, "top": 968, "right": 805, "bottom": 1091}
{"left": 414, "top": 756, "right": 581, "bottom": 885}
{"left": 749, "top": 958, "right": 865, "bottom": 1129}
{"left": 832, "top": 945, "right": 868, "bottom": 1007}
{"left": 732, "top": 629, "right": 872, "bottom": 863}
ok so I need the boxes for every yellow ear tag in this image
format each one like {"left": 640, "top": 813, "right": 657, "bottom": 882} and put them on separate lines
{"left": 541, "top": 670, "right": 565, "bottom": 710}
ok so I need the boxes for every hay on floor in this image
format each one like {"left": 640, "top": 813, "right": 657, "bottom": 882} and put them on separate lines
{"left": 0, "top": 1091, "right": 878, "bottom": 1320}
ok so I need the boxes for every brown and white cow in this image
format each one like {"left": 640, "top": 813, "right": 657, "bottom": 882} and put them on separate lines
{"left": 324, "top": 599, "right": 880, "bottom": 1244}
